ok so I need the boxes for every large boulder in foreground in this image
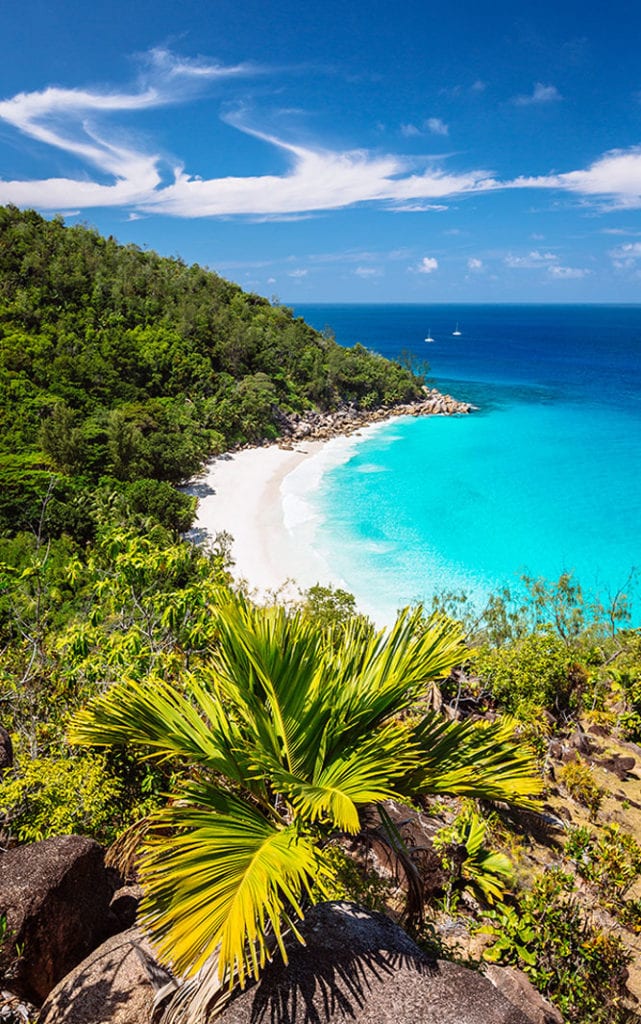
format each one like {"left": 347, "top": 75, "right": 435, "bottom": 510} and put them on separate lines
{"left": 216, "top": 902, "right": 537, "bottom": 1024}
{"left": 0, "top": 835, "right": 111, "bottom": 1004}
{"left": 484, "top": 965, "right": 563, "bottom": 1024}
{"left": 38, "top": 927, "right": 160, "bottom": 1024}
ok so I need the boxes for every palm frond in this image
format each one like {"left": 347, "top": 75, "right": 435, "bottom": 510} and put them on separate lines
{"left": 139, "top": 786, "right": 334, "bottom": 986}
{"left": 453, "top": 810, "right": 514, "bottom": 905}
{"left": 319, "top": 610, "right": 466, "bottom": 757}
{"left": 207, "top": 598, "right": 327, "bottom": 778}
{"left": 69, "top": 673, "right": 264, "bottom": 794}
{"left": 270, "top": 721, "right": 417, "bottom": 832}
{"left": 406, "top": 712, "right": 542, "bottom": 807}
{"left": 68, "top": 590, "right": 539, "bottom": 990}
{"left": 70, "top": 674, "right": 223, "bottom": 760}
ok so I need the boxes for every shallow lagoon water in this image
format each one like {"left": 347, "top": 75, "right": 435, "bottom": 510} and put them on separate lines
{"left": 292, "top": 305, "right": 641, "bottom": 622}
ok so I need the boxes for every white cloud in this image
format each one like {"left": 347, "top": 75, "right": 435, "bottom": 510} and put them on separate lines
{"left": 355, "top": 266, "right": 382, "bottom": 278}
{"left": 145, "top": 47, "right": 260, "bottom": 81}
{"left": 513, "top": 83, "right": 562, "bottom": 106}
{"left": 247, "top": 212, "right": 318, "bottom": 223}
{"left": 467, "top": 257, "right": 483, "bottom": 270}
{"left": 511, "top": 148, "right": 641, "bottom": 209}
{"left": 547, "top": 265, "right": 589, "bottom": 279}
{"left": 288, "top": 268, "right": 308, "bottom": 278}
{"left": 610, "top": 242, "right": 641, "bottom": 259}
{"left": 416, "top": 256, "right": 438, "bottom": 274}
{"left": 426, "top": 117, "right": 448, "bottom": 136}
{"left": 609, "top": 241, "right": 641, "bottom": 269}
{"left": 471, "top": 80, "right": 486, "bottom": 93}
{"left": 390, "top": 202, "right": 448, "bottom": 212}
{"left": 0, "top": 55, "right": 639, "bottom": 219}
{"left": 505, "top": 250, "right": 558, "bottom": 268}
{"left": 0, "top": 77, "right": 500, "bottom": 216}
{"left": 400, "top": 117, "right": 448, "bottom": 138}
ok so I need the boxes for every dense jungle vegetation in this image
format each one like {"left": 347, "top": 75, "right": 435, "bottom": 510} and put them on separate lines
{"left": 0, "top": 204, "right": 421, "bottom": 539}
{"left": 2, "top": 207, "right": 641, "bottom": 1024}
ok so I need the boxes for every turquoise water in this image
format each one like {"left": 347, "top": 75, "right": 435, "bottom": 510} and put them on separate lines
{"left": 292, "top": 305, "right": 641, "bottom": 622}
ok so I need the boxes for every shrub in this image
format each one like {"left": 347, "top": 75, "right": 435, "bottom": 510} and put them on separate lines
{"left": 483, "top": 869, "right": 632, "bottom": 1024}
{"left": 565, "top": 824, "right": 641, "bottom": 910}
{"left": 475, "top": 632, "right": 581, "bottom": 722}
{"left": 557, "top": 758, "right": 602, "bottom": 819}
{"left": 0, "top": 750, "right": 123, "bottom": 845}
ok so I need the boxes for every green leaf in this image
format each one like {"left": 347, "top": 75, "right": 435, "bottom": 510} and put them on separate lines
{"left": 140, "top": 787, "right": 333, "bottom": 986}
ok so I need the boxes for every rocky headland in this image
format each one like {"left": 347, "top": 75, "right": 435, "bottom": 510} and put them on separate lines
{"left": 267, "top": 387, "right": 474, "bottom": 449}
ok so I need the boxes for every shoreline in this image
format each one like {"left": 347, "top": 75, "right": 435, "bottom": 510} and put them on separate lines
{"left": 186, "top": 393, "right": 474, "bottom": 615}
{"left": 261, "top": 387, "right": 473, "bottom": 448}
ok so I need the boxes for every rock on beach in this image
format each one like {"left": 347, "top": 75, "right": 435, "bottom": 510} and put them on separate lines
{"left": 273, "top": 389, "right": 473, "bottom": 447}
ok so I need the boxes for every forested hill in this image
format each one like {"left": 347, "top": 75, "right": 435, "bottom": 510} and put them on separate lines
{"left": 0, "top": 205, "right": 421, "bottom": 538}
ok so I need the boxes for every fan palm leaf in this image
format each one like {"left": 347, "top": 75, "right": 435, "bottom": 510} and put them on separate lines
{"left": 405, "top": 712, "right": 543, "bottom": 806}
{"left": 140, "top": 783, "right": 333, "bottom": 986}
{"left": 70, "top": 594, "right": 541, "bottom": 990}
{"left": 69, "top": 673, "right": 267, "bottom": 800}
{"left": 454, "top": 811, "right": 514, "bottom": 905}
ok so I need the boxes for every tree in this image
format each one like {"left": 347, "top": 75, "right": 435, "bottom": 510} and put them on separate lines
{"left": 70, "top": 595, "right": 541, "bottom": 990}
{"left": 40, "top": 403, "right": 86, "bottom": 474}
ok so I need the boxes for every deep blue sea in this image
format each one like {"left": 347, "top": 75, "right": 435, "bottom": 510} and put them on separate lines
{"left": 292, "top": 304, "right": 641, "bottom": 624}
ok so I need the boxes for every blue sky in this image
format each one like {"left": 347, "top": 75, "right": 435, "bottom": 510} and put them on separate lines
{"left": 2, "top": 0, "right": 641, "bottom": 302}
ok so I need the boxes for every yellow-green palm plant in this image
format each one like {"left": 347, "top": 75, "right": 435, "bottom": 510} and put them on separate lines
{"left": 433, "top": 806, "right": 515, "bottom": 910}
{"left": 69, "top": 592, "right": 541, "bottom": 991}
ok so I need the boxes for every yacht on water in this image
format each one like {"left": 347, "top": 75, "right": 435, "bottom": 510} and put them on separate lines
{"left": 424, "top": 328, "right": 434, "bottom": 342}
{"left": 452, "top": 322, "right": 462, "bottom": 336}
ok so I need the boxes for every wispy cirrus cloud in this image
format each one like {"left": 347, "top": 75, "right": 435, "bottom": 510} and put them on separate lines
{"left": 400, "top": 116, "right": 448, "bottom": 138}
{"left": 509, "top": 148, "right": 641, "bottom": 209}
{"left": 0, "top": 70, "right": 499, "bottom": 216}
{"left": 389, "top": 202, "right": 449, "bottom": 213}
{"left": 426, "top": 118, "right": 448, "bottom": 136}
{"left": 505, "top": 250, "right": 588, "bottom": 279}
{"left": 354, "top": 265, "right": 383, "bottom": 278}
{"left": 0, "top": 53, "right": 639, "bottom": 219}
{"left": 143, "top": 46, "right": 261, "bottom": 80}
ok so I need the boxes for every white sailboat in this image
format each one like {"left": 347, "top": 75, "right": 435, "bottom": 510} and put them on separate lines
{"left": 424, "top": 328, "right": 434, "bottom": 342}
{"left": 452, "top": 322, "right": 462, "bottom": 336}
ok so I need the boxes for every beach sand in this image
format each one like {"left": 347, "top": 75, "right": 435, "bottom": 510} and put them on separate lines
{"left": 185, "top": 440, "right": 343, "bottom": 603}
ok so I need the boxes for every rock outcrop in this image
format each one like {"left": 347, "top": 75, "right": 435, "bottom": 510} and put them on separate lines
{"left": 215, "top": 901, "right": 537, "bottom": 1024}
{"left": 274, "top": 389, "right": 474, "bottom": 448}
{"left": 0, "top": 835, "right": 112, "bottom": 1005}
{"left": 38, "top": 927, "right": 161, "bottom": 1024}
{"left": 484, "top": 965, "right": 564, "bottom": 1024}
{"left": 20, "top": 898, "right": 565, "bottom": 1024}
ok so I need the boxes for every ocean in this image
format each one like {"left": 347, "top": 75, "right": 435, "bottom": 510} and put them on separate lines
{"left": 286, "top": 304, "right": 641, "bottom": 625}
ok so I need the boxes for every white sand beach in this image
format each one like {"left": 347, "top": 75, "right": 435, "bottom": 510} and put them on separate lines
{"left": 186, "top": 440, "right": 345, "bottom": 603}
{"left": 186, "top": 417, "right": 402, "bottom": 610}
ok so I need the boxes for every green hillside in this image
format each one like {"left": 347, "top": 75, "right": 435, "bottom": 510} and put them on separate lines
{"left": 0, "top": 205, "right": 421, "bottom": 538}
{"left": 3, "top": 211, "right": 641, "bottom": 1024}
